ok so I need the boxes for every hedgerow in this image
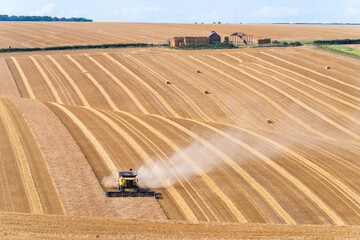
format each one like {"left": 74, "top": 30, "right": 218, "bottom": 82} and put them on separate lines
{"left": 0, "top": 43, "right": 165, "bottom": 53}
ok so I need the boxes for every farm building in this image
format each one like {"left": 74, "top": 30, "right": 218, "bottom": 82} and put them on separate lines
{"left": 170, "top": 36, "right": 209, "bottom": 47}
{"left": 207, "top": 31, "right": 221, "bottom": 43}
{"left": 258, "top": 38, "right": 271, "bottom": 44}
{"left": 169, "top": 31, "right": 220, "bottom": 47}
{"left": 229, "top": 32, "right": 254, "bottom": 45}
{"left": 184, "top": 37, "right": 209, "bottom": 45}
{"left": 170, "top": 37, "right": 185, "bottom": 47}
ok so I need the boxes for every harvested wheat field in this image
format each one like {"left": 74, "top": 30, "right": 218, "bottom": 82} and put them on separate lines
{"left": 1, "top": 212, "right": 360, "bottom": 240}
{"left": 1, "top": 45, "right": 359, "bottom": 234}
{"left": 1, "top": 45, "right": 360, "bottom": 229}
{"left": 1, "top": 22, "right": 360, "bottom": 48}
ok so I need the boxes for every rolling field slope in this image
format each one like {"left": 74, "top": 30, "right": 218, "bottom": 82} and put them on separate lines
{"left": 4, "top": 46, "right": 360, "bottom": 227}
{"left": 1, "top": 22, "right": 360, "bottom": 48}
{"left": 0, "top": 56, "right": 166, "bottom": 220}
{"left": 0, "top": 98, "right": 64, "bottom": 215}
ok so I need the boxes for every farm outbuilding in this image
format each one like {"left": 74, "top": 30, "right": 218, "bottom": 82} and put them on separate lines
{"left": 170, "top": 37, "right": 185, "bottom": 47}
{"left": 170, "top": 36, "right": 209, "bottom": 47}
{"left": 184, "top": 37, "right": 209, "bottom": 45}
{"left": 258, "top": 38, "right": 271, "bottom": 44}
{"left": 169, "top": 31, "right": 221, "bottom": 47}
{"left": 207, "top": 31, "right": 221, "bottom": 43}
{"left": 229, "top": 32, "right": 254, "bottom": 45}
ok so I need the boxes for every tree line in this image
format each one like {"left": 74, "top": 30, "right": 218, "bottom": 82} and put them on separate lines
{"left": 0, "top": 15, "right": 92, "bottom": 22}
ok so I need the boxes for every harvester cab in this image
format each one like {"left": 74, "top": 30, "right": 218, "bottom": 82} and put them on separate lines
{"left": 105, "top": 169, "right": 157, "bottom": 198}
{"left": 117, "top": 169, "right": 139, "bottom": 193}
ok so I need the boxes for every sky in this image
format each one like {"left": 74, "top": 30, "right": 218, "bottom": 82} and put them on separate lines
{"left": 0, "top": 0, "right": 360, "bottom": 23}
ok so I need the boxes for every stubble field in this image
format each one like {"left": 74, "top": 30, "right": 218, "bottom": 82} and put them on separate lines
{"left": 1, "top": 22, "right": 360, "bottom": 48}
{"left": 0, "top": 23, "right": 360, "bottom": 239}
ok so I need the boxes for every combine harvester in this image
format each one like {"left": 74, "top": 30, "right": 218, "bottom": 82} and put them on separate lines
{"left": 105, "top": 169, "right": 158, "bottom": 198}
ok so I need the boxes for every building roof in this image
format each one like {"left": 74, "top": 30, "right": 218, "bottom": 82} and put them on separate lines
{"left": 206, "top": 31, "right": 220, "bottom": 37}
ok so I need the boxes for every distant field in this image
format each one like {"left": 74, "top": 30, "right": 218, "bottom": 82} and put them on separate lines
{"left": 1, "top": 22, "right": 360, "bottom": 48}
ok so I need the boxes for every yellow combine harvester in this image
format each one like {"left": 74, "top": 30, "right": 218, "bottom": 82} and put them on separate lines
{"left": 105, "top": 169, "right": 157, "bottom": 198}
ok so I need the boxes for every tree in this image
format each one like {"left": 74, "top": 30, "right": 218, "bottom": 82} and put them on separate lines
{"left": 0, "top": 14, "right": 92, "bottom": 22}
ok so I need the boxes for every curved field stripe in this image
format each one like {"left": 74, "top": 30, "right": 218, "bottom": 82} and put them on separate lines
{"left": 178, "top": 117, "right": 346, "bottom": 226}
{"left": 29, "top": 56, "right": 64, "bottom": 104}
{"left": 66, "top": 55, "right": 120, "bottom": 111}
{"left": 50, "top": 103, "right": 118, "bottom": 176}
{"left": 116, "top": 111, "right": 247, "bottom": 223}
{"left": 168, "top": 54, "right": 259, "bottom": 125}
{"left": 0, "top": 152, "right": 13, "bottom": 211}
{"left": 47, "top": 56, "right": 90, "bottom": 107}
{"left": 240, "top": 53, "right": 360, "bottom": 103}
{"left": 247, "top": 60, "right": 360, "bottom": 112}
{"left": 150, "top": 55, "right": 241, "bottom": 124}
{"left": 291, "top": 146, "right": 360, "bottom": 211}
{"left": 9, "top": 57, "right": 36, "bottom": 99}
{"left": 247, "top": 66, "right": 360, "bottom": 129}
{"left": 106, "top": 111, "right": 218, "bottom": 222}
{"left": 40, "top": 56, "right": 76, "bottom": 105}
{"left": 226, "top": 123, "right": 360, "bottom": 214}
{"left": 103, "top": 53, "right": 181, "bottom": 118}
{"left": 84, "top": 108, "right": 198, "bottom": 222}
{"left": 188, "top": 56, "right": 332, "bottom": 140}
{"left": 235, "top": 53, "right": 360, "bottom": 112}
{"left": 150, "top": 114, "right": 297, "bottom": 225}
{"left": 261, "top": 51, "right": 360, "bottom": 92}
{"left": 209, "top": 56, "right": 360, "bottom": 140}
{"left": 84, "top": 54, "right": 148, "bottom": 114}
{"left": 260, "top": 131, "right": 360, "bottom": 209}
{"left": 0, "top": 101, "right": 43, "bottom": 214}
{"left": 126, "top": 54, "right": 212, "bottom": 121}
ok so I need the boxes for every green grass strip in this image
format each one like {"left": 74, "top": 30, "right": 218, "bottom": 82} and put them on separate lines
{"left": 313, "top": 39, "right": 360, "bottom": 45}
{"left": 280, "top": 40, "right": 315, "bottom": 44}
{"left": 174, "top": 42, "right": 238, "bottom": 50}
{"left": 317, "top": 45, "right": 360, "bottom": 60}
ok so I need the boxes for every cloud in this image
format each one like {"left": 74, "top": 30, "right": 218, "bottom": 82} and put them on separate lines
{"left": 30, "top": 3, "right": 55, "bottom": 16}
{"left": 141, "top": 7, "right": 159, "bottom": 12}
{"left": 121, "top": 6, "right": 159, "bottom": 15}
{"left": 252, "top": 6, "right": 307, "bottom": 19}
{"left": 1, "top": 8, "right": 12, "bottom": 15}
{"left": 345, "top": 8, "right": 360, "bottom": 18}
{"left": 188, "top": 11, "right": 220, "bottom": 22}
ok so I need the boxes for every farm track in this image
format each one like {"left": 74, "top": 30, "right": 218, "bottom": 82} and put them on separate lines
{"left": 1, "top": 43, "right": 360, "bottom": 237}
{"left": 1, "top": 22, "right": 360, "bottom": 48}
